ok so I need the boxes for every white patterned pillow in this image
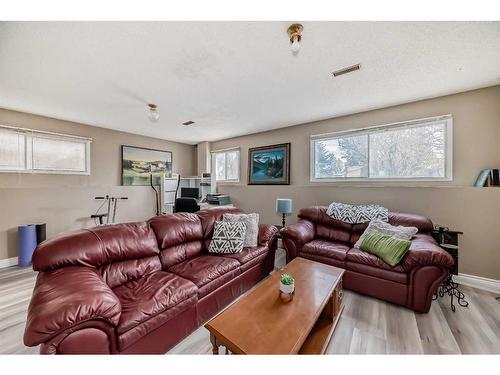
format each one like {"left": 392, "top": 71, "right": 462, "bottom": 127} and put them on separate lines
{"left": 223, "top": 213, "right": 259, "bottom": 247}
{"left": 354, "top": 219, "right": 418, "bottom": 249}
{"left": 208, "top": 221, "right": 246, "bottom": 254}
{"left": 326, "top": 202, "right": 388, "bottom": 224}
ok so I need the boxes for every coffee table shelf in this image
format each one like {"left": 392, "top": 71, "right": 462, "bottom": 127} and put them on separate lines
{"left": 205, "top": 257, "right": 345, "bottom": 355}
{"left": 299, "top": 304, "right": 344, "bottom": 354}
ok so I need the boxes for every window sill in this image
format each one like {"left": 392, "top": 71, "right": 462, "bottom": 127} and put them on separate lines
{"left": 309, "top": 177, "right": 455, "bottom": 188}
{"left": 216, "top": 180, "right": 241, "bottom": 186}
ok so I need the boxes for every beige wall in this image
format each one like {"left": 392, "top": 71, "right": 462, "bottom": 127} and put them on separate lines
{"left": 196, "top": 141, "right": 211, "bottom": 176}
{"left": 0, "top": 109, "right": 196, "bottom": 261}
{"left": 211, "top": 86, "right": 500, "bottom": 280}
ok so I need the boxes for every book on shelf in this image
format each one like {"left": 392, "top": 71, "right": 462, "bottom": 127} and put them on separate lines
{"left": 491, "top": 169, "right": 499, "bottom": 186}
{"left": 474, "top": 168, "right": 500, "bottom": 187}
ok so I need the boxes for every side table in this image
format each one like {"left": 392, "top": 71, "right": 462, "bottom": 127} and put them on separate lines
{"left": 431, "top": 227, "right": 469, "bottom": 312}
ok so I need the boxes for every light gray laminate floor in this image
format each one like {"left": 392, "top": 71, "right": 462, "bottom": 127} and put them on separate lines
{"left": 1, "top": 248, "right": 499, "bottom": 354}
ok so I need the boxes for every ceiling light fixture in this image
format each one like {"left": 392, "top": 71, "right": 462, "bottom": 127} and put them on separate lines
{"left": 287, "top": 23, "right": 303, "bottom": 55}
{"left": 147, "top": 103, "right": 159, "bottom": 122}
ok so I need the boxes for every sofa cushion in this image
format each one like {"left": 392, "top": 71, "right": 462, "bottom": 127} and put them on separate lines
{"left": 208, "top": 221, "right": 246, "bottom": 254}
{"left": 388, "top": 212, "right": 434, "bottom": 231}
{"left": 149, "top": 213, "right": 203, "bottom": 249}
{"left": 113, "top": 271, "right": 198, "bottom": 336}
{"left": 347, "top": 233, "right": 454, "bottom": 273}
{"left": 301, "top": 239, "right": 350, "bottom": 262}
{"left": 346, "top": 247, "right": 406, "bottom": 273}
{"left": 168, "top": 255, "right": 241, "bottom": 298}
{"left": 196, "top": 207, "right": 244, "bottom": 239}
{"left": 33, "top": 222, "right": 159, "bottom": 272}
{"left": 223, "top": 245, "right": 269, "bottom": 271}
{"left": 345, "top": 261, "right": 408, "bottom": 284}
{"left": 359, "top": 230, "right": 412, "bottom": 267}
{"left": 354, "top": 219, "right": 418, "bottom": 249}
{"left": 100, "top": 256, "right": 162, "bottom": 289}
{"left": 223, "top": 213, "right": 259, "bottom": 247}
{"left": 326, "top": 202, "right": 388, "bottom": 224}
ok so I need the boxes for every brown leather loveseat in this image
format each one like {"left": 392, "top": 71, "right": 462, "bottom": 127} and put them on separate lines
{"left": 23, "top": 207, "right": 278, "bottom": 354}
{"left": 281, "top": 206, "right": 453, "bottom": 313}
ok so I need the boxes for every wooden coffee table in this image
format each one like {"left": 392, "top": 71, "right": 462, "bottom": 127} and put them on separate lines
{"left": 204, "top": 257, "right": 344, "bottom": 354}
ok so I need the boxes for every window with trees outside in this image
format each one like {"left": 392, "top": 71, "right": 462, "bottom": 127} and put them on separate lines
{"left": 211, "top": 148, "right": 240, "bottom": 182}
{"left": 311, "top": 115, "right": 452, "bottom": 181}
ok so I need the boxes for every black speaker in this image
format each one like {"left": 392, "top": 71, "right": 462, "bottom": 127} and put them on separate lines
{"left": 35, "top": 223, "right": 46, "bottom": 244}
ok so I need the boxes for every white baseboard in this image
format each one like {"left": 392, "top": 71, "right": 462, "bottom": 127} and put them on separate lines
{"left": 455, "top": 273, "right": 500, "bottom": 294}
{"left": 0, "top": 256, "right": 19, "bottom": 269}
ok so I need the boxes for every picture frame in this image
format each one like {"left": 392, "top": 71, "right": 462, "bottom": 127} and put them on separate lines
{"left": 248, "top": 143, "right": 290, "bottom": 185}
{"left": 121, "top": 145, "right": 173, "bottom": 186}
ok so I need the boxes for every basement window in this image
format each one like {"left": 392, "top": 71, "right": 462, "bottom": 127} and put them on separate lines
{"left": 311, "top": 115, "right": 452, "bottom": 182}
{"left": 211, "top": 148, "right": 240, "bottom": 182}
{"left": 0, "top": 126, "right": 91, "bottom": 175}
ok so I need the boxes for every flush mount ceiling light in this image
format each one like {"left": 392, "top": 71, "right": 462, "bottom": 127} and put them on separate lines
{"left": 147, "top": 103, "right": 159, "bottom": 122}
{"left": 287, "top": 23, "right": 303, "bottom": 55}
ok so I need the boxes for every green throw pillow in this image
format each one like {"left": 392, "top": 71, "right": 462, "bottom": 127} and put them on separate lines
{"left": 359, "top": 230, "right": 411, "bottom": 267}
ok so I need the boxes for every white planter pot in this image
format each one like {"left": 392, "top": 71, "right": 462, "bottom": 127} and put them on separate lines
{"left": 280, "top": 281, "right": 295, "bottom": 295}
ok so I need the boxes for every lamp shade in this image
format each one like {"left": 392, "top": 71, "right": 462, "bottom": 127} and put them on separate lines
{"left": 276, "top": 198, "right": 293, "bottom": 214}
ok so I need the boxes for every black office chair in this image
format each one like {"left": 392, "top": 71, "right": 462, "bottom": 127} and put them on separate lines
{"left": 174, "top": 198, "right": 200, "bottom": 213}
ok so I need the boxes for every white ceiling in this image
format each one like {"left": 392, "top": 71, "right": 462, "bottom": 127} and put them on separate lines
{"left": 1, "top": 22, "right": 499, "bottom": 145}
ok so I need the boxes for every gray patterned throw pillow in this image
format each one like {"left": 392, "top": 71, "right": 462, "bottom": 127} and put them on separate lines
{"left": 326, "top": 202, "right": 388, "bottom": 224}
{"left": 208, "top": 221, "right": 246, "bottom": 254}
{"left": 222, "top": 213, "right": 259, "bottom": 247}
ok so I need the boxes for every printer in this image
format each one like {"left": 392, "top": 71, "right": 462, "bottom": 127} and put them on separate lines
{"left": 206, "top": 194, "right": 231, "bottom": 206}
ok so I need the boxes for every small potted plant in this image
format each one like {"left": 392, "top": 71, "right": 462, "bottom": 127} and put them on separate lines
{"left": 279, "top": 273, "right": 295, "bottom": 302}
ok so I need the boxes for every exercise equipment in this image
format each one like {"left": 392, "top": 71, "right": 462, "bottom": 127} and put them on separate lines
{"left": 18, "top": 224, "right": 37, "bottom": 267}
{"left": 150, "top": 174, "right": 161, "bottom": 216}
{"left": 92, "top": 195, "right": 128, "bottom": 225}
{"left": 35, "top": 223, "right": 46, "bottom": 244}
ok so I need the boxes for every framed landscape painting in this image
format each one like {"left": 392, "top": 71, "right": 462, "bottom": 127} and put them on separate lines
{"left": 121, "top": 145, "right": 172, "bottom": 186}
{"left": 248, "top": 143, "right": 290, "bottom": 185}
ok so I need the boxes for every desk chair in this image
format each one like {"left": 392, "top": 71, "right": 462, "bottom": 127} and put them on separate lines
{"left": 174, "top": 198, "right": 200, "bottom": 213}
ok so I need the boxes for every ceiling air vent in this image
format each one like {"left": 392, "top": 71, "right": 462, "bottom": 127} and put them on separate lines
{"left": 182, "top": 121, "right": 195, "bottom": 126}
{"left": 331, "top": 63, "right": 361, "bottom": 77}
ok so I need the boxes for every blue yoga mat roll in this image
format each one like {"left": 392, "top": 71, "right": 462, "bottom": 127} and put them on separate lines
{"left": 18, "top": 224, "right": 37, "bottom": 267}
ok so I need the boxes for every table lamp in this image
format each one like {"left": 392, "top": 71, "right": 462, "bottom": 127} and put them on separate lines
{"left": 276, "top": 198, "right": 293, "bottom": 227}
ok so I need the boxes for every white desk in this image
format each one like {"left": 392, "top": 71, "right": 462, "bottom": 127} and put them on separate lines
{"left": 199, "top": 203, "right": 234, "bottom": 210}
{"left": 162, "top": 202, "right": 233, "bottom": 214}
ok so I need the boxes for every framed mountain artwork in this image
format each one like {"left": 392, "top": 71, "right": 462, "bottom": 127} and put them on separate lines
{"left": 121, "top": 145, "right": 172, "bottom": 186}
{"left": 248, "top": 143, "right": 290, "bottom": 185}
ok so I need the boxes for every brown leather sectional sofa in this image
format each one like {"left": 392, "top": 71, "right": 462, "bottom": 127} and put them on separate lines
{"left": 281, "top": 206, "right": 454, "bottom": 313}
{"left": 23, "top": 207, "right": 278, "bottom": 354}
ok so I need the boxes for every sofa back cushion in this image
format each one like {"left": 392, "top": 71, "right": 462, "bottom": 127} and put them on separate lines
{"left": 149, "top": 213, "right": 204, "bottom": 269}
{"left": 298, "top": 206, "right": 352, "bottom": 243}
{"left": 298, "top": 206, "right": 434, "bottom": 246}
{"left": 196, "top": 207, "right": 243, "bottom": 249}
{"left": 33, "top": 222, "right": 162, "bottom": 288}
{"left": 92, "top": 223, "right": 161, "bottom": 288}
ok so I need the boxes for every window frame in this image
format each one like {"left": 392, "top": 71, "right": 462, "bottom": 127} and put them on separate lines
{"left": 0, "top": 125, "right": 92, "bottom": 175}
{"left": 211, "top": 147, "right": 240, "bottom": 183}
{"left": 310, "top": 115, "right": 453, "bottom": 183}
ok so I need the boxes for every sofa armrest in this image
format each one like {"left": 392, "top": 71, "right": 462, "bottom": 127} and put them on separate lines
{"left": 402, "top": 233, "right": 454, "bottom": 271}
{"left": 24, "top": 267, "right": 122, "bottom": 347}
{"left": 281, "top": 220, "right": 315, "bottom": 261}
{"left": 258, "top": 224, "right": 279, "bottom": 248}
